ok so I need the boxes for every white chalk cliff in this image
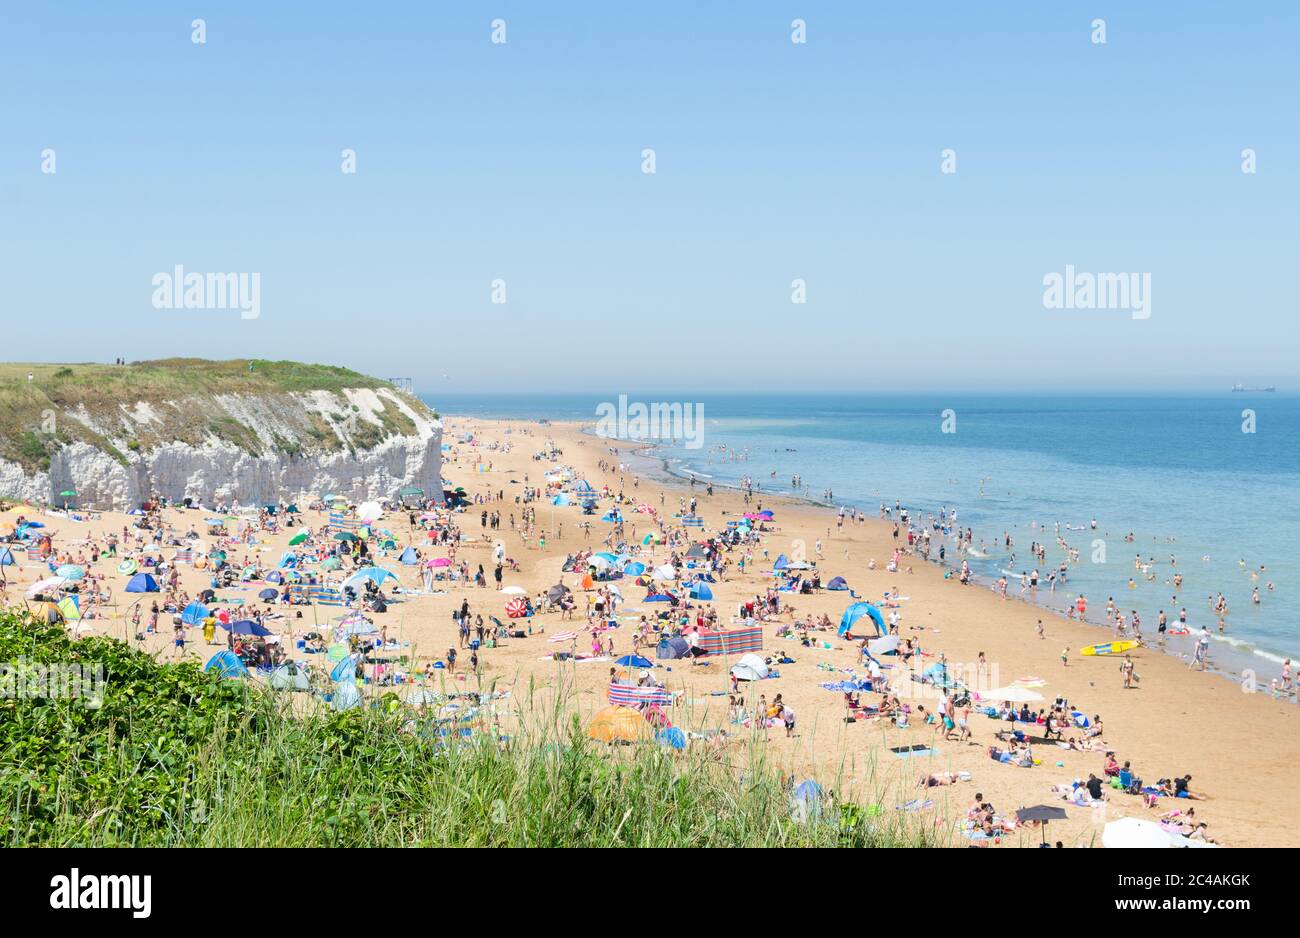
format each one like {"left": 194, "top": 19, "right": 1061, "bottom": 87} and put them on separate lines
{"left": 0, "top": 386, "right": 442, "bottom": 511}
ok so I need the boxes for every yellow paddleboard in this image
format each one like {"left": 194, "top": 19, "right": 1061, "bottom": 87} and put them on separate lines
{"left": 1080, "top": 640, "right": 1138, "bottom": 656}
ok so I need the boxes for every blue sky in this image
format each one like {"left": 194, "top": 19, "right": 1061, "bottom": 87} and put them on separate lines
{"left": 2, "top": 2, "right": 1296, "bottom": 393}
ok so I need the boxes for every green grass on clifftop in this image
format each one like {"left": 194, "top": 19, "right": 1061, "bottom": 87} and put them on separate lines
{"left": 0, "top": 360, "right": 422, "bottom": 471}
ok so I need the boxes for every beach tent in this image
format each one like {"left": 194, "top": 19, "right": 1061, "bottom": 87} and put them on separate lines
{"left": 791, "top": 780, "right": 824, "bottom": 821}
{"left": 0, "top": 547, "right": 14, "bottom": 566}
{"left": 657, "top": 636, "right": 691, "bottom": 660}
{"left": 330, "top": 653, "right": 363, "bottom": 682}
{"left": 180, "top": 601, "right": 210, "bottom": 625}
{"left": 268, "top": 663, "right": 311, "bottom": 691}
{"left": 837, "top": 601, "right": 885, "bottom": 638}
{"left": 125, "top": 573, "right": 160, "bottom": 593}
{"left": 57, "top": 595, "right": 82, "bottom": 622}
{"left": 730, "top": 653, "right": 769, "bottom": 682}
{"left": 29, "top": 601, "right": 65, "bottom": 625}
{"left": 826, "top": 576, "right": 849, "bottom": 591}
{"left": 399, "top": 546, "right": 419, "bottom": 565}
{"left": 655, "top": 727, "right": 687, "bottom": 750}
{"left": 552, "top": 494, "right": 572, "bottom": 506}
{"left": 586, "top": 706, "right": 644, "bottom": 743}
{"left": 688, "top": 582, "right": 713, "bottom": 600}
{"left": 205, "top": 651, "right": 249, "bottom": 679}
{"left": 622, "top": 561, "right": 646, "bottom": 577}
{"left": 772, "top": 553, "right": 789, "bottom": 571}
{"left": 332, "top": 681, "right": 363, "bottom": 712}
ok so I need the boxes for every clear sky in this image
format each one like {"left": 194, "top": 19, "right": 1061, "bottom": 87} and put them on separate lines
{"left": 2, "top": 2, "right": 1296, "bottom": 393}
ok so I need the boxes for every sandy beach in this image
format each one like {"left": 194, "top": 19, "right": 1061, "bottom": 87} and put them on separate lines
{"left": 5, "top": 414, "right": 1298, "bottom": 848}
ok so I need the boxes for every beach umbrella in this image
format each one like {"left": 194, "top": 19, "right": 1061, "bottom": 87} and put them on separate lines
{"left": 1102, "top": 817, "right": 1180, "bottom": 849}
{"left": 265, "top": 570, "right": 284, "bottom": 584}
{"left": 501, "top": 585, "right": 527, "bottom": 595}
{"left": 642, "top": 532, "right": 662, "bottom": 545}
{"left": 505, "top": 598, "right": 528, "bottom": 618}
{"left": 320, "top": 557, "right": 342, "bottom": 571}
{"left": 651, "top": 565, "right": 676, "bottom": 581}
{"left": 55, "top": 564, "right": 86, "bottom": 581}
{"left": 181, "top": 601, "right": 210, "bottom": 625}
{"left": 546, "top": 584, "right": 570, "bottom": 603}
{"left": 586, "top": 706, "right": 644, "bottom": 744}
{"left": 614, "top": 654, "right": 654, "bottom": 669}
{"left": 333, "top": 532, "right": 358, "bottom": 542}
{"left": 588, "top": 555, "right": 612, "bottom": 570}
{"left": 258, "top": 588, "right": 279, "bottom": 601}
{"left": 975, "top": 685, "right": 1044, "bottom": 704}
{"left": 1017, "top": 805, "right": 1069, "bottom": 845}
{"left": 429, "top": 557, "right": 451, "bottom": 568}
{"left": 116, "top": 559, "right": 138, "bottom": 575}
{"left": 357, "top": 501, "right": 383, "bottom": 522}
{"left": 221, "top": 619, "right": 273, "bottom": 637}
{"left": 335, "top": 617, "right": 378, "bottom": 639}
{"left": 288, "top": 530, "right": 309, "bottom": 546}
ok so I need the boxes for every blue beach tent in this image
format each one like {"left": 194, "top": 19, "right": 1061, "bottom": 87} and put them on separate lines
{"left": 837, "top": 601, "right": 886, "bottom": 638}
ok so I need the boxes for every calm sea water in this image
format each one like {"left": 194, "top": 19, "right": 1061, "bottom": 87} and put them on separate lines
{"left": 427, "top": 392, "right": 1300, "bottom": 672}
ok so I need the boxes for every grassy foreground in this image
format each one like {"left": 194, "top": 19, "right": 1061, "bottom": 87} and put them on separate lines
{"left": 0, "top": 612, "right": 927, "bottom": 847}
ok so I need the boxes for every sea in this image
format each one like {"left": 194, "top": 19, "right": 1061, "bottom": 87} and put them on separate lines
{"left": 425, "top": 392, "right": 1300, "bottom": 679}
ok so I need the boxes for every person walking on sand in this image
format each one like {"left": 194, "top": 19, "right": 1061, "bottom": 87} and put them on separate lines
{"left": 1121, "top": 655, "right": 1137, "bottom": 689}
{"left": 1060, "top": 647, "right": 1069, "bottom": 668}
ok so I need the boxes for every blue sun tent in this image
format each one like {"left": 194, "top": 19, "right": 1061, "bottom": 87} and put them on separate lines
{"left": 181, "top": 601, "right": 210, "bottom": 625}
{"left": 125, "top": 573, "right": 159, "bottom": 593}
{"left": 688, "top": 582, "right": 713, "bottom": 600}
{"left": 399, "top": 546, "right": 419, "bottom": 565}
{"left": 205, "top": 651, "right": 249, "bottom": 679}
{"left": 0, "top": 547, "right": 14, "bottom": 566}
{"left": 773, "top": 554, "right": 789, "bottom": 571}
{"left": 657, "top": 636, "right": 691, "bottom": 660}
{"left": 837, "top": 601, "right": 886, "bottom": 638}
{"left": 827, "top": 576, "right": 849, "bottom": 591}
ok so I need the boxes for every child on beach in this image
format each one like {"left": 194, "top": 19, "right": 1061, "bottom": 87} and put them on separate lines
{"left": 1060, "top": 647, "right": 1068, "bottom": 667}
